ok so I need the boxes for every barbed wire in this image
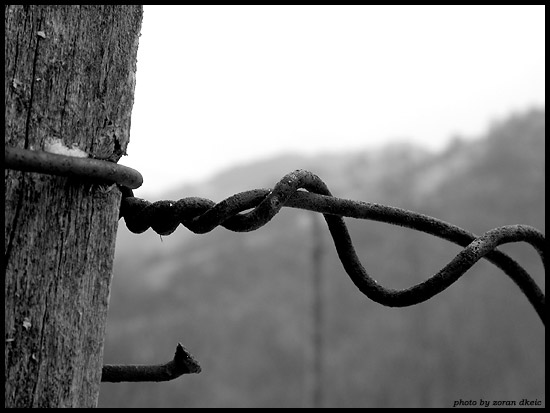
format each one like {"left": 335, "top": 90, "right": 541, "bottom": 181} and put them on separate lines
{"left": 5, "top": 148, "right": 545, "bottom": 384}
{"left": 120, "top": 169, "right": 546, "bottom": 324}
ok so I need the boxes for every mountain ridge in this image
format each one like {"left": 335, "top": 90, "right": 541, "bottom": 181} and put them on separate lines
{"left": 102, "top": 107, "right": 545, "bottom": 408}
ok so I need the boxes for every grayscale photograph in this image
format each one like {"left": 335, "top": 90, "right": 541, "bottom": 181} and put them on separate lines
{"left": 4, "top": 5, "right": 545, "bottom": 408}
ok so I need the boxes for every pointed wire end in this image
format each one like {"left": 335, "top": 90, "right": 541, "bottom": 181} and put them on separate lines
{"left": 175, "top": 343, "right": 202, "bottom": 374}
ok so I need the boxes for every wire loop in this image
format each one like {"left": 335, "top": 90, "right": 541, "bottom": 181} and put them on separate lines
{"left": 119, "top": 169, "right": 545, "bottom": 324}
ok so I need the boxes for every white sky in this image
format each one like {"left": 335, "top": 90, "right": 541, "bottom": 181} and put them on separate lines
{"left": 120, "top": 5, "right": 545, "bottom": 197}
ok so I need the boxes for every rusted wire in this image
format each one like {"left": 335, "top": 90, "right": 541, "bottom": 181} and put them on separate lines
{"left": 4, "top": 146, "right": 143, "bottom": 189}
{"left": 4, "top": 151, "right": 545, "bottom": 382}
{"left": 101, "top": 343, "right": 201, "bottom": 382}
{"left": 120, "top": 169, "right": 545, "bottom": 324}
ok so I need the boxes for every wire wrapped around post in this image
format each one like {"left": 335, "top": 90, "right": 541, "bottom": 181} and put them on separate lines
{"left": 5, "top": 146, "right": 143, "bottom": 189}
{"left": 4, "top": 149, "right": 545, "bottom": 382}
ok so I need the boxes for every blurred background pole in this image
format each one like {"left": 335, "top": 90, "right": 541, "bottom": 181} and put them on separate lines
{"left": 307, "top": 212, "right": 325, "bottom": 408}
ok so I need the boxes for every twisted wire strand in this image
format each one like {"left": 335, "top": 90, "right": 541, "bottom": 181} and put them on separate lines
{"left": 119, "top": 170, "right": 545, "bottom": 324}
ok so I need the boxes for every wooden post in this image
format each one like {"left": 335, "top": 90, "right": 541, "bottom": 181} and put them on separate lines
{"left": 4, "top": 5, "right": 143, "bottom": 408}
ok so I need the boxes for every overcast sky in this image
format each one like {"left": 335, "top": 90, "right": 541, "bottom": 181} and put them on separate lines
{"left": 120, "top": 5, "right": 545, "bottom": 197}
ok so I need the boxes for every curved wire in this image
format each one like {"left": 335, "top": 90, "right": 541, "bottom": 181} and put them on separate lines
{"left": 119, "top": 170, "right": 545, "bottom": 324}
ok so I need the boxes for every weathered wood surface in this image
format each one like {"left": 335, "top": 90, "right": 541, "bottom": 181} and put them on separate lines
{"left": 4, "top": 5, "right": 142, "bottom": 407}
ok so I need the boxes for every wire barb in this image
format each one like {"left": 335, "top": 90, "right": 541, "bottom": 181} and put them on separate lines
{"left": 119, "top": 169, "right": 545, "bottom": 324}
{"left": 101, "top": 343, "right": 201, "bottom": 383}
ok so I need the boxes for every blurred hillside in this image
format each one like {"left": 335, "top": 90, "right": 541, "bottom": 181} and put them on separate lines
{"left": 99, "top": 108, "right": 545, "bottom": 408}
